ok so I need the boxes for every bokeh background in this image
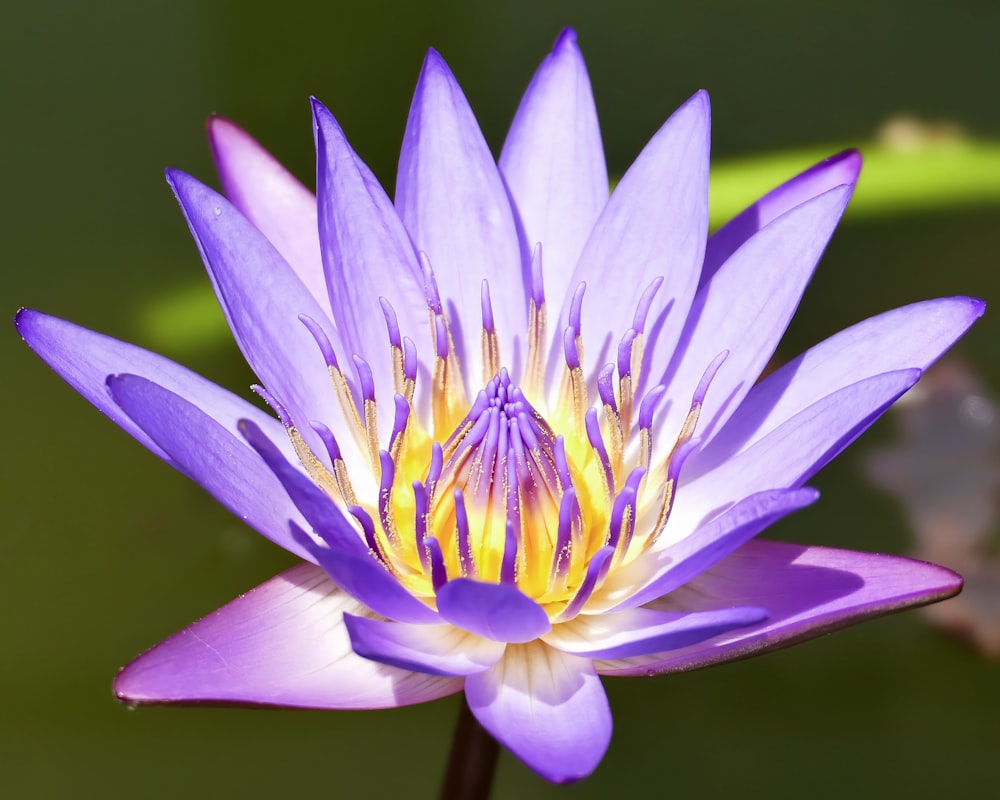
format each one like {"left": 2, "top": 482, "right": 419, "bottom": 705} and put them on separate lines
{"left": 3, "top": 1, "right": 999, "bottom": 797}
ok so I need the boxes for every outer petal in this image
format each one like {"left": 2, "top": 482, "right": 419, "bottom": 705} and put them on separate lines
{"left": 556, "top": 91, "right": 709, "bottom": 395}
{"left": 544, "top": 605, "right": 768, "bottom": 660}
{"left": 652, "top": 185, "right": 853, "bottom": 448}
{"left": 107, "top": 374, "right": 316, "bottom": 563}
{"left": 589, "top": 487, "right": 819, "bottom": 613}
{"left": 207, "top": 116, "right": 329, "bottom": 319}
{"left": 313, "top": 98, "right": 425, "bottom": 413}
{"left": 436, "top": 579, "right": 552, "bottom": 643}
{"left": 167, "top": 169, "right": 366, "bottom": 480}
{"left": 701, "top": 149, "right": 862, "bottom": 286}
{"left": 344, "top": 616, "right": 505, "bottom": 676}
{"left": 596, "top": 539, "right": 962, "bottom": 675}
{"left": 465, "top": 643, "right": 612, "bottom": 784}
{"left": 15, "top": 309, "right": 297, "bottom": 478}
{"left": 673, "top": 369, "right": 921, "bottom": 533}
{"left": 499, "top": 28, "right": 608, "bottom": 313}
{"left": 115, "top": 563, "right": 462, "bottom": 708}
{"left": 686, "top": 296, "right": 986, "bottom": 481}
{"left": 396, "top": 49, "right": 525, "bottom": 387}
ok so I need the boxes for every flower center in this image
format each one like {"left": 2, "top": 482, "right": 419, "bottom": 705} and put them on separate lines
{"left": 267, "top": 264, "right": 721, "bottom": 618}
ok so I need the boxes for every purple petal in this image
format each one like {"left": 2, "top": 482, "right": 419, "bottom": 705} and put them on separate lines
{"left": 595, "top": 539, "right": 962, "bottom": 675}
{"left": 702, "top": 149, "right": 862, "bottom": 286}
{"left": 687, "top": 296, "right": 986, "bottom": 481}
{"left": 395, "top": 49, "right": 525, "bottom": 388}
{"left": 312, "top": 99, "right": 425, "bottom": 413}
{"left": 436, "top": 579, "right": 552, "bottom": 643}
{"left": 545, "top": 604, "right": 767, "bottom": 659}
{"left": 115, "top": 563, "right": 462, "bottom": 708}
{"left": 465, "top": 644, "right": 611, "bottom": 784}
{"left": 14, "top": 309, "right": 298, "bottom": 480}
{"left": 207, "top": 116, "right": 329, "bottom": 319}
{"left": 499, "top": 28, "right": 608, "bottom": 316}
{"left": 238, "top": 419, "right": 441, "bottom": 625}
{"left": 344, "top": 616, "right": 505, "bottom": 676}
{"left": 591, "top": 487, "right": 819, "bottom": 613}
{"left": 166, "top": 169, "right": 363, "bottom": 474}
{"left": 106, "top": 374, "right": 316, "bottom": 563}
{"left": 674, "top": 369, "right": 921, "bottom": 530}
{"left": 652, "top": 185, "right": 853, "bottom": 450}
{"left": 555, "top": 91, "right": 709, "bottom": 393}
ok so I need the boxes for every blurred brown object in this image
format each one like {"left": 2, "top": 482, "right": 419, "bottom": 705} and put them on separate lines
{"left": 866, "top": 358, "right": 1000, "bottom": 657}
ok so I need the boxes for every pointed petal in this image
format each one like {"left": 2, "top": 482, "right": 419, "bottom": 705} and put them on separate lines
{"left": 702, "top": 149, "right": 862, "bottom": 286}
{"left": 687, "top": 296, "right": 986, "bottom": 480}
{"left": 239, "top": 419, "right": 441, "bottom": 625}
{"left": 107, "top": 374, "right": 315, "bottom": 563}
{"left": 652, "top": 185, "right": 853, "bottom": 451}
{"left": 207, "top": 116, "right": 329, "bottom": 318}
{"left": 313, "top": 98, "right": 425, "bottom": 410}
{"left": 15, "top": 309, "right": 297, "bottom": 479}
{"left": 557, "top": 91, "right": 710, "bottom": 391}
{"left": 499, "top": 29, "right": 608, "bottom": 313}
{"left": 436, "top": 579, "right": 552, "bottom": 643}
{"left": 115, "top": 563, "right": 462, "bottom": 708}
{"left": 344, "top": 616, "right": 505, "bottom": 676}
{"left": 395, "top": 50, "right": 525, "bottom": 386}
{"left": 674, "top": 369, "right": 920, "bottom": 531}
{"left": 465, "top": 643, "right": 611, "bottom": 783}
{"left": 591, "top": 488, "right": 819, "bottom": 613}
{"left": 166, "top": 169, "right": 360, "bottom": 472}
{"left": 596, "top": 539, "right": 962, "bottom": 675}
{"left": 545, "top": 605, "right": 767, "bottom": 660}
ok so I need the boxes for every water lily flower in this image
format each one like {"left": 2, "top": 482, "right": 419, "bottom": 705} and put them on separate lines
{"left": 16, "top": 29, "right": 983, "bottom": 784}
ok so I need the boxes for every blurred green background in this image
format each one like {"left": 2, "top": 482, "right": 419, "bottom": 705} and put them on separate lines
{"left": 3, "top": 1, "right": 999, "bottom": 797}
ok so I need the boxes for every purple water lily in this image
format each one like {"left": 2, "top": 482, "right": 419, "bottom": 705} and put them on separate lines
{"left": 17, "top": 29, "right": 982, "bottom": 783}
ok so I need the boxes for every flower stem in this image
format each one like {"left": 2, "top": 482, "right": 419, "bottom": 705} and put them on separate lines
{"left": 440, "top": 696, "right": 499, "bottom": 800}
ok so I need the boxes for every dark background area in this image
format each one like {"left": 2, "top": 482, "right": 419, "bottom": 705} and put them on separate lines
{"left": 3, "top": 1, "right": 998, "bottom": 797}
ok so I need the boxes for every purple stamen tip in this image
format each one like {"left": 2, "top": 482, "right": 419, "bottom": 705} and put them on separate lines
{"left": 638, "top": 385, "right": 668, "bottom": 430}
{"left": 423, "top": 535, "right": 448, "bottom": 591}
{"left": 529, "top": 243, "right": 545, "bottom": 307}
{"left": 632, "top": 276, "right": 664, "bottom": 333}
{"left": 379, "top": 297, "right": 402, "bottom": 349}
{"left": 617, "top": 328, "right": 638, "bottom": 379}
{"left": 481, "top": 280, "right": 495, "bottom": 333}
{"left": 569, "top": 282, "right": 586, "bottom": 333}
{"left": 352, "top": 355, "right": 376, "bottom": 402}
{"left": 419, "top": 251, "right": 443, "bottom": 314}
{"left": 563, "top": 326, "right": 580, "bottom": 370}
{"left": 349, "top": 505, "right": 381, "bottom": 556}
{"left": 391, "top": 394, "right": 410, "bottom": 441}
{"left": 402, "top": 336, "right": 418, "bottom": 381}
{"left": 251, "top": 384, "right": 292, "bottom": 427}
{"left": 311, "top": 420, "right": 342, "bottom": 461}
{"left": 454, "top": 489, "right": 473, "bottom": 573}
{"left": 434, "top": 315, "right": 449, "bottom": 360}
{"left": 298, "top": 314, "right": 339, "bottom": 369}
{"left": 500, "top": 520, "right": 518, "bottom": 585}
{"left": 597, "top": 364, "right": 618, "bottom": 411}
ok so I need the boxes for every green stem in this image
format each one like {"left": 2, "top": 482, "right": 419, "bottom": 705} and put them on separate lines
{"left": 440, "top": 697, "right": 499, "bottom": 800}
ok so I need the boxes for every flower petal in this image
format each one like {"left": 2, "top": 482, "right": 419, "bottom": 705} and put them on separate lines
{"left": 686, "top": 296, "right": 986, "bottom": 481}
{"left": 499, "top": 28, "right": 607, "bottom": 313}
{"left": 106, "top": 374, "right": 316, "bottom": 563}
{"left": 344, "top": 616, "right": 505, "bottom": 676}
{"left": 465, "top": 643, "right": 611, "bottom": 784}
{"left": 591, "top": 487, "right": 819, "bottom": 613}
{"left": 115, "top": 563, "right": 462, "bottom": 708}
{"left": 207, "top": 115, "right": 329, "bottom": 318}
{"left": 674, "top": 369, "right": 921, "bottom": 530}
{"left": 166, "top": 169, "right": 365, "bottom": 476}
{"left": 702, "top": 149, "right": 862, "bottom": 286}
{"left": 653, "top": 184, "right": 853, "bottom": 449}
{"left": 557, "top": 91, "right": 709, "bottom": 394}
{"left": 313, "top": 98, "right": 425, "bottom": 412}
{"left": 436, "top": 579, "right": 552, "bottom": 643}
{"left": 546, "top": 605, "right": 767, "bottom": 660}
{"left": 395, "top": 49, "right": 524, "bottom": 387}
{"left": 239, "top": 419, "right": 441, "bottom": 625}
{"left": 14, "top": 309, "right": 297, "bottom": 478}
{"left": 595, "top": 539, "right": 962, "bottom": 675}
